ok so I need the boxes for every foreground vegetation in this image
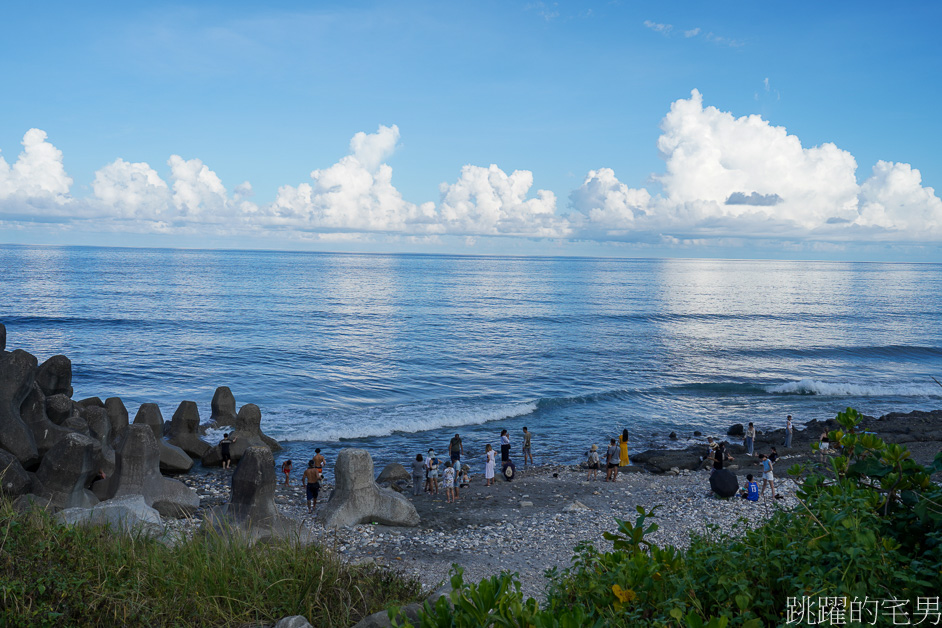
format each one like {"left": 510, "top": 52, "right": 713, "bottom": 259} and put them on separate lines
{"left": 397, "top": 408, "right": 942, "bottom": 627}
{"left": 0, "top": 503, "right": 422, "bottom": 627}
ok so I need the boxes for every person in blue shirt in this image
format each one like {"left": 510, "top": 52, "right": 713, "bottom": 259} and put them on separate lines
{"left": 740, "top": 474, "right": 759, "bottom": 501}
{"left": 759, "top": 453, "right": 777, "bottom": 499}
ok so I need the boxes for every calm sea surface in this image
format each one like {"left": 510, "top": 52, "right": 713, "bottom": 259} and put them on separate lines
{"left": 2, "top": 245, "right": 941, "bottom": 470}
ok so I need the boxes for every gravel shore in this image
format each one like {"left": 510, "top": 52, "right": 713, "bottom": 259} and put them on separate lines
{"left": 177, "top": 457, "right": 801, "bottom": 600}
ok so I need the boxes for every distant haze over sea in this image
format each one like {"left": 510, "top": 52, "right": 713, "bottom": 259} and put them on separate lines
{"left": 2, "top": 245, "right": 940, "bottom": 470}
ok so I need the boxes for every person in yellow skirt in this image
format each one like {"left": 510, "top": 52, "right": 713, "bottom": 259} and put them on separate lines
{"left": 619, "top": 429, "right": 629, "bottom": 467}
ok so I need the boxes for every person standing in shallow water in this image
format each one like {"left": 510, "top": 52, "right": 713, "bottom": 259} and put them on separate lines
{"left": 312, "top": 448, "right": 326, "bottom": 481}
{"left": 619, "top": 429, "right": 629, "bottom": 467}
{"left": 281, "top": 459, "right": 292, "bottom": 486}
{"left": 220, "top": 433, "right": 236, "bottom": 469}
{"left": 449, "top": 434, "right": 463, "bottom": 463}
{"left": 521, "top": 427, "right": 533, "bottom": 466}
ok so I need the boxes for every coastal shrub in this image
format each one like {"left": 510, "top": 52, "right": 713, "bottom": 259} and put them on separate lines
{"left": 0, "top": 500, "right": 423, "bottom": 627}
{"left": 397, "top": 407, "right": 942, "bottom": 627}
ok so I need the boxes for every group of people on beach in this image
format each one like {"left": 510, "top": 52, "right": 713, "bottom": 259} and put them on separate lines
{"left": 278, "top": 449, "right": 327, "bottom": 514}
{"left": 705, "top": 416, "right": 797, "bottom": 501}
{"left": 412, "top": 427, "right": 536, "bottom": 501}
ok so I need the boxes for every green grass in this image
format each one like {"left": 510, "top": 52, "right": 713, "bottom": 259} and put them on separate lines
{"left": 0, "top": 498, "right": 423, "bottom": 627}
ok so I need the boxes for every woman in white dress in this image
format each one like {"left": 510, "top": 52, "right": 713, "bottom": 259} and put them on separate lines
{"left": 484, "top": 444, "right": 495, "bottom": 486}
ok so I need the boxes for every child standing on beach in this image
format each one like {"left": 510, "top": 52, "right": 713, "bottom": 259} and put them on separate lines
{"left": 443, "top": 461, "right": 456, "bottom": 503}
{"left": 484, "top": 444, "right": 495, "bottom": 486}
{"left": 586, "top": 444, "right": 600, "bottom": 480}
{"left": 281, "top": 459, "right": 292, "bottom": 486}
{"left": 428, "top": 450, "right": 440, "bottom": 495}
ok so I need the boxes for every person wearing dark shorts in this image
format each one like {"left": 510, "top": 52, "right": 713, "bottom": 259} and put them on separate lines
{"left": 220, "top": 433, "right": 237, "bottom": 469}
{"left": 449, "top": 434, "right": 463, "bottom": 462}
{"left": 303, "top": 460, "right": 321, "bottom": 514}
{"left": 605, "top": 438, "right": 620, "bottom": 482}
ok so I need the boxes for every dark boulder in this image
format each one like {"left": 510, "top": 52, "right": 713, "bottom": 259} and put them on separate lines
{"left": 45, "top": 393, "right": 73, "bottom": 424}
{"left": 0, "top": 448, "right": 32, "bottom": 497}
{"left": 35, "top": 355, "right": 73, "bottom": 397}
{"left": 77, "top": 397, "right": 105, "bottom": 410}
{"left": 710, "top": 469, "right": 739, "bottom": 498}
{"left": 0, "top": 349, "right": 41, "bottom": 468}
{"left": 21, "top": 383, "right": 73, "bottom": 457}
{"left": 167, "top": 401, "right": 211, "bottom": 459}
{"left": 669, "top": 431, "right": 677, "bottom": 440}
{"left": 630, "top": 448, "right": 702, "bottom": 473}
{"left": 96, "top": 424, "right": 199, "bottom": 518}
{"left": 35, "top": 432, "right": 103, "bottom": 509}
{"left": 132, "top": 403, "right": 194, "bottom": 474}
{"left": 376, "top": 463, "right": 411, "bottom": 484}
{"left": 210, "top": 386, "right": 237, "bottom": 428}
{"left": 0, "top": 323, "right": 5, "bottom": 353}
{"left": 727, "top": 424, "right": 744, "bottom": 436}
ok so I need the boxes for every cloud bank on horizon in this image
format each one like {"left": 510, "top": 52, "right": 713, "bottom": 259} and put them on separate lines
{"left": 2, "top": 90, "right": 940, "bottom": 247}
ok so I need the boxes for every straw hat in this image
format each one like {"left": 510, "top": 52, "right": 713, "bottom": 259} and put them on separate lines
{"left": 590, "top": 444, "right": 598, "bottom": 451}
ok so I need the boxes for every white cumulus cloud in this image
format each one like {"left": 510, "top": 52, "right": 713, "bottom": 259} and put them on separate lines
{"left": 570, "top": 90, "right": 942, "bottom": 241}
{"left": 0, "top": 129, "right": 72, "bottom": 203}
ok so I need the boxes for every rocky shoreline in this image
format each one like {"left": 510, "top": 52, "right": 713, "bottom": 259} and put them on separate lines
{"left": 3, "top": 322, "right": 941, "bottom": 614}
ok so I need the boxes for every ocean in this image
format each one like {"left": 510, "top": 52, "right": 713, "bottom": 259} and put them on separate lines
{"left": 2, "top": 244, "right": 941, "bottom": 471}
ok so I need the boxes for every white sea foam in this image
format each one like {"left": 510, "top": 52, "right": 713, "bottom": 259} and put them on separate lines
{"left": 766, "top": 378, "right": 942, "bottom": 397}
{"left": 274, "top": 400, "right": 538, "bottom": 442}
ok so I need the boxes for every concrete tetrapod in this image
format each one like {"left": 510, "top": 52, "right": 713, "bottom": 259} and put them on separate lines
{"left": 97, "top": 424, "right": 199, "bottom": 518}
{"left": 204, "top": 446, "right": 311, "bottom": 544}
{"left": 319, "top": 448, "right": 420, "bottom": 529}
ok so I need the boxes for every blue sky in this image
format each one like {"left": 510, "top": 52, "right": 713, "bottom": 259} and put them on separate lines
{"left": 1, "top": 1, "right": 940, "bottom": 260}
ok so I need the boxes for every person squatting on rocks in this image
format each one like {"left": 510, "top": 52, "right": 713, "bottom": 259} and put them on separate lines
{"left": 484, "top": 444, "right": 495, "bottom": 486}
{"left": 220, "top": 433, "right": 237, "bottom": 469}
{"left": 521, "top": 427, "right": 533, "bottom": 466}
{"left": 303, "top": 460, "right": 321, "bottom": 514}
{"left": 605, "top": 438, "right": 620, "bottom": 482}
{"left": 411, "top": 454, "right": 425, "bottom": 496}
{"left": 586, "top": 444, "right": 600, "bottom": 480}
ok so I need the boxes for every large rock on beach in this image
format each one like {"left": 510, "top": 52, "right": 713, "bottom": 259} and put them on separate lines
{"left": 630, "top": 448, "right": 702, "bottom": 473}
{"left": 167, "top": 400, "right": 212, "bottom": 459}
{"left": 204, "top": 446, "right": 310, "bottom": 543}
{"left": 210, "top": 386, "right": 237, "bottom": 428}
{"left": 132, "top": 403, "right": 194, "bottom": 473}
{"left": 20, "top": 383, "right": 73, "bottom": 457}
{"left": 319, "top": 448, "right": 419, "bottom": 529}
{"left": 201, "top": 403, "right": 281, "bottom": 466}
{"left": 35, "top": 432, "right": 103, "bottom": 509}
{"left": 35, "top": 354, "right": 73, "bottom": 397}
{"left": 56, "top": 494, "right": 162, "bottom": 535}
{"left": 727, "top": 423, "right": 744, "bottom": 437}
{"left": 376, "top": 462, "right": 411, "bottom": 484}
{"left": 0, "top": 448, "right": 32, "bottom": 497}
{"left": 96, "top": 424, "right": 199, "bottom": 518}
{"left": 0, "top": 349, "right": 41, "bottom": 468}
